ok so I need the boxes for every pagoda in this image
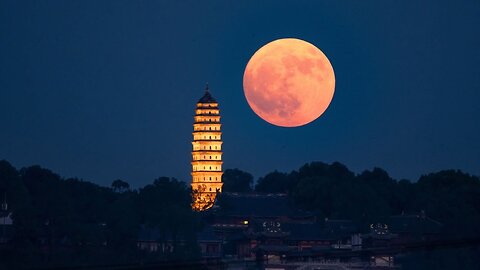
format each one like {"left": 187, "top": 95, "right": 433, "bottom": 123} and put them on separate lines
{"left": 191, "top": 85, "right": 223, "bottom": 211}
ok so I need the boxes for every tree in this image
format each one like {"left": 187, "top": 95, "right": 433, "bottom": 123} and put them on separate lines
{"left": 414, "top": 170, "right": 480, "bottom": 235}
{"left": 222, "top": 169, "right": 253, "bottom": 193}
{"left": 357, "top": 168, "right": 396, "bottom": 214}
{"left": 137, "top": 177, "right": 201, "bottom": 259}
{"left": 255, "top": 170, "right": 292, "bottom": 193}
{"left": 291, "top": 162, "right": 390, "bottom": 224}
{"left": 111, "top": 179, "right": 130, "bottom": 193}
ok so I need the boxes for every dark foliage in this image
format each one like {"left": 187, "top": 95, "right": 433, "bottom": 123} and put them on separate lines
{"left": 254, "top": 161, "right": 480, "bottom": 269}
{"left": 0, "top": 161, "right": 200, "bottom": 269}
{"left": 255, "top": 170, "right": 292, "bottom": 193}
{"left": 111, "top": 179, "right": 130, "bottom": 192}
{"left": 1, "top": 159, "right": 479, "bottom": 269}
{"left": 222, "top": 168, "right": 253, "bottom": 193}
{"left": 254, "top": 161, "right": 480, "bottom": 235}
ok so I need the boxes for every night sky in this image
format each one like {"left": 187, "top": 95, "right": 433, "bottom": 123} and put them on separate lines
{"left": 1, "top": 1, "right": 479, "bottom": 188}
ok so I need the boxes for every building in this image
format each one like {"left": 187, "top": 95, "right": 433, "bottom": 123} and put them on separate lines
{"left": 206, "top": 193, "right": 357, "bottom": 261}
{"left": 387, "top": 211, "right": 443, "bottom": 242}
{"left": 197, "top": 225, "right": 223, "bottom": 259}
{"left": 0, "top": 211, "right": 13, "bottom": 247}
{"left": 191, "top": 85, "right": 224, "bottom": 211}
{"left": 212, "top": 193, "right": 314, "bottom": 227}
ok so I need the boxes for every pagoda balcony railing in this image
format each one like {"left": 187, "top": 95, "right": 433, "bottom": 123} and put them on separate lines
{"left": 192, "top": 130, "right": 222, "bottom": 134}
{"left": 194, "top": 121, "right": 221, "bottom": 124}
{"left": 191, "top": 160, "right": 223, "bottom": 165}
{"left": 191, "top": 159, "right": 223, "bottom": 163}
{"left": 194, "top": 113, "right": 220, "bottom": 116}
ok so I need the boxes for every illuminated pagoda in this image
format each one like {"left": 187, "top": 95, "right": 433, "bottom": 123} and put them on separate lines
{"left": 191, "top": 85, "right": 223, "bottom": 211}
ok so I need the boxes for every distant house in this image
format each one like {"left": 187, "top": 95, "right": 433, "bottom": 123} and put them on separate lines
{"left": 197, "top": 225, "right": 222, "bottom": 259}
{"left": 203, "top": 192, "right": 369, "bottom": 264}
{"left": 362, "top": 211, "right": 443, "bottom": 247}
{"left": 362, "top": 223, "right": 398, "bottom": 268}
{"left": 137, "top": 225, "right": 223, "bottom": 259}
{"left": 360, "top": 211, "right": 443, "bottom": 268}
{"left": 212, "top": 192, "right": 314, "bottom": 223}
{"left": 285, "top": 222, "right": 334, "bottom": 251}
{"left": 362, "top": 223, "right": 397, "bottom": 248}
{"left": 0, "top": 212, "right": 12, "bottom": 226}
{"left": 388, "top": 211, "right": 443, "bottom": 242}
{"left": 324, "top": 219, "right": 359, "bottom": 249}
{"left": 137, "top": 193, "right": 444, "bottom": 269}
{"left": 137, "top": 226, "right": 177, "bottom": 253}
{"left": 207, "top": 193, "right": 315, "bottom": 258}
{"left": 0, "top": 211, "right": 13, "bottom": 246}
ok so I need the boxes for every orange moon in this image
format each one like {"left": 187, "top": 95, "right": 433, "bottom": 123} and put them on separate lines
{"left": 243, "top": 38, "right": 335, "bottom": 127}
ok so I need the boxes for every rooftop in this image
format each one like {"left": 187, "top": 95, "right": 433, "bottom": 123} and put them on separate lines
{"left": 286, "top": 222, "right": 333, "bottom": 241}
{"left": 324, "top": 219, "right": 358, "bottom": 237}
{"left": 388, "top": 213, "right": 443, "bottom": 234}
{"left": 214, "top": 193, "right": 312, "bottom": 218}
{"left": 198, "top": 85, "right": 217, "bottom": 103}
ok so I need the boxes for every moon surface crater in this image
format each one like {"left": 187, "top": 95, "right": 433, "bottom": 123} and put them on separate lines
{"left": 243, "top": 38, "right": 335, "bottom": 127}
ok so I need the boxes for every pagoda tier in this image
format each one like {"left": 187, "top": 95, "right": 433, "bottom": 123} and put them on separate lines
{"left": 191, "top": 86, "right": 223, "bottom": 211}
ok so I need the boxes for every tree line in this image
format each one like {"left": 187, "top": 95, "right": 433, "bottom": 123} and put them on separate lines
{"left": 0, "top": 160, "right": 199, "bottom": 269}
{"left": 223, "top": 162, "right": 480, "bottom": 235}
{"left": 0, "top": 160, "right": 479, "bottom": 269}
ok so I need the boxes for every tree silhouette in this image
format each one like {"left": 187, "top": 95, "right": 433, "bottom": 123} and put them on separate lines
{"left": 222, "top": 168, "right": 253, "bottom": 192}
{"left": 1, "top": 159, "right": 480, "bottom": 269}
{"left": 111, "top": 179, "right": 130, "bottom": 193}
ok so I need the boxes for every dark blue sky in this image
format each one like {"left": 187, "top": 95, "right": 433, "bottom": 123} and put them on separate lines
{"left": 1, "top": 0, "right": 479, "bottom": 187}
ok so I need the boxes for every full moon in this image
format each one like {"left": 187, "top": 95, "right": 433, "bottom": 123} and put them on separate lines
{"left": 243, "top": 38, "right": 335, "bottom": 127}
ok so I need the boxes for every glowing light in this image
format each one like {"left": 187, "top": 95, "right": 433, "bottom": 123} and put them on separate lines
{"left": 191, "top": 88, "right": 223, "bottom": 211}
{"left": 243, "top": 38, "right": 335, "bottom": 127}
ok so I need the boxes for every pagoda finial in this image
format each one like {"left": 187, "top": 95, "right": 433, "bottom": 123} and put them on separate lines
{"left": 205, "top": 82, "right": 209, "bottom": 93}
